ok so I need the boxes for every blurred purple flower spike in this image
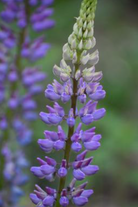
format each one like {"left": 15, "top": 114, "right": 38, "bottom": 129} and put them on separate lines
{"left": 0, "top": 0, "right": 54, "bottom": 206}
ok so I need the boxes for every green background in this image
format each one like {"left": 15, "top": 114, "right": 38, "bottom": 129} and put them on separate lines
{"left": 4, "top": 0, "right": 138, "bottom": 206}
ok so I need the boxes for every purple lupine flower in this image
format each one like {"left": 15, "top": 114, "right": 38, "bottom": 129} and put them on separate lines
{"left": 0, "top": 116, "right": 8, "bottom": 130}
{"left": 58, "top": 160, "right": 67, "bottom": 178}
{"left": 71, "top": 123, "right": 101, "bottom": 151}
{"left": 30, "top": 185, "right": 56, "bottom": 206}
{"left": 31, "top": 6, "right": 55, "bottom": 32}
{"left": 31, "top": 156, "right": 56, "bottom": 181}
{"left": 79, "top": 100, "right": 106, "bottom": 125}
{"left": 31, "top": 0, "right": 105, "bottom": 206}
{"left": 13, "top": 118, "right": 33, "bottom": 146}
{"left": 0, "top": 25, "right": 16, "bottom": 48}
{"left": 45, "top": 79, "right": 73, "bottom": 103}
{"left": 22, "top": 67, "right": 46, "bottom": 87}
{"left": 21, "top": 36, "right": 50, "bottom": 61}
{"left": 0, "top": 84, "right": 5, "bottom": 103}
{"left": 1, "top": 146, "right": 29, "bottom": 205}
{"left": 38, "top": 125, "right": 66, "bottom": 152}
{"left": 72, "top": 151, "right": 99, "bottom": 181}
{"left": 40, "top": 102, "right": 65, "bottom": 125}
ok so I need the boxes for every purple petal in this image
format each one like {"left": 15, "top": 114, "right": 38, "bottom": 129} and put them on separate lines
{"left": 40, "top": 164, "right": 55, "bottom": 175}
{"left": 45, "top": 89, "right": 60, "bottom": 101}
{"left": 30, "top": 193, "right": 41, "bottom": 204}
{"left": 71, "top": 142, "right": 82, "bottom": 152}
{"left": 54, "top": 140, "right": 65, "bottom": 150}
{"left": 81, "top": 165, "right": 99, "bottom": 176}
{"left": 89, "top": 90, "right": 106, "bottom": 100}
{"left": 39, "top": 112, "right": 51, "bottom": 124}
{"left": 43, "top": 195, "right": 54, "bottom": 206}
{"left": 58, "top": 167, "right": 67, "bottom": 177}
{"left": 93, "top": 108, "right": 106, "bottom": 120}
{"left": 84, "top": 141, "right": 100, "bottom": 151}
{"left": 81, "top": 189, "right": 94, "bottom": 198}
{"left": 81, "top": 114, "right": 94, "bottom": 125}
{"left": 38, "top": 139, "right": 54, "bottom": 152}
{"left": 66, "top": 117, "right": 75, "bottom": 127}
{"left": 92, "top": 134, "right": 102, "bottom": 141}
{"left": 76, "top": 150, "right": 87, "bottom": 161}
{"left": 73, "top": 196, "right": 88, "bottom": 206}
{"left": 73, "top": 169, "right": 85, "bottom": 181}
{"left": 45, "top": 156, "right": 57, "bottom": 167}
{"left": 30, "top": 167, "right": 44, "bottom": 178}
{"left": 48, "top": 114, "right": 62, "bottom": 125}
{"left": 60, "top": 196, "right": 69, "bottom": 207}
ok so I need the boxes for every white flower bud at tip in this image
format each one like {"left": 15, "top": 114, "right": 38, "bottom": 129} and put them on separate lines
{"left": 78, "top": 28, "right": 82, "bottom": 38}
{"left": 71, "top": 38, "right": 77, "bottom": 49}
{"left": 60, "top": 72, "right": 70, "bottom": 82}
{"left": 53, "top": 65, "right": 62, "bottom": 76}
{"left": 80, "top": 53, "right": 90, "bottom": 65}
{"left": 88, "top": 28, "right": 94, "bottom": 38}
{"left": 88, "top": 50, "right": 99, "bottom": 66}
{"left": 75, "top": 70, "right": 81, "bottom": 80}
{"left": 83, "top": 21, "right": 87, "bottom": 30}
{"left": 72, "top": 51, "right": 77, "bottom": 64}
{"left": 73, "top": 23, "right": 78, "bottom": 35}
{"left": 78, "top": 40, "right": 83, "bottom": 50}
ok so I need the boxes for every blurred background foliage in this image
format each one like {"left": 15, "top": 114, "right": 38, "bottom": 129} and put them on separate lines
{"left": 17, "top": 0, "right": 138, "bottom": 206}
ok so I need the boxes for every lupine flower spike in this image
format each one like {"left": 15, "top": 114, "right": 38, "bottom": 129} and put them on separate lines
{"left": 0, "top": 0, "right": 54, "bottom": 206}
{"left": 31, "top": 0, "right": 106, "bottom": 206}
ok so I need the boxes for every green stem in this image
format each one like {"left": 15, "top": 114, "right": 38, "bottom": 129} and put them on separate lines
{"left": 55, "top": 60, "right": 80, "bottom": 207}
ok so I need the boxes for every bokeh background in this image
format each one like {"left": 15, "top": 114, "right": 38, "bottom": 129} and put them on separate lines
{"left": 12, "top": 0, "right": 138, "bottom": 206}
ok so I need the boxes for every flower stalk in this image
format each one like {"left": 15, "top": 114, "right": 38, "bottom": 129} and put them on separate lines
{"left": 30, "top": 0, "right": 106, "bottom": 207}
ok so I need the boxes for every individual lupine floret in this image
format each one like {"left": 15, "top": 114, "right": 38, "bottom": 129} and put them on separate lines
{"left": 71, "top": 123, "right": 101, "bottom": 152}
{"left": 8, "top": 92, "right": 19, "bottom": 109}
{"left": 86, "top": 81, "right": 106, "bottom": 101}
{"left": 72, "top": 151, "right": 99, "bottom": 181}
{"left": 38, "top": 125, "right": 67, "bottom": 153}
{"left": 22, "top": 67, "right": 46, "bottom": 90}
{"left": 58, "top": 160, "right": 67, "bottom": 178}
{"left": 0, "top": 85, "right": 5, "bottom": 104}
{"left": 59, "top": 180, "right": 94, "bottom": 207}
{"left": 67, "top": 108, "right": 76, "bottom": 127}
{"left": 40, "top": 102, "right": 65, "bottom": 125}
{"left": 0, "top": 116, "right": 8, "bottom": 130}
{"left": 0, "top": 25, "right": 16, "bottom": 48}
{"left": 8, "top": 65, "right": 18, "bottom": 82}
{"left": 31, "top": 156, "right": 56, "bottom": 181}
{"left": 21, "top": 36, "right": 50, "bottom": 61}
{"left": 45, "top": 79, "right": 73, "bottom": 103}
{"left": 30, "top": 185, "right": 56, "bottom": 207}
{"left": 77, "top": 78, "right": 106, "bottom": 103}
{"left": 21, "top": 94, "right": 38, "bottom": 121}
{"left": 31, "top": 6, "right": 54, "bottom": 32}
{"left": 0, "top": 2, "right": 17, "bottom": 23}
{"left": 53, "top": 60, "right": 72, "bottom": 82}
{"left": 79, "top": 100, "right": 106, "bottom": 125}
{"left": 13, "top": 118, "right": 33, "bottom": 145}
